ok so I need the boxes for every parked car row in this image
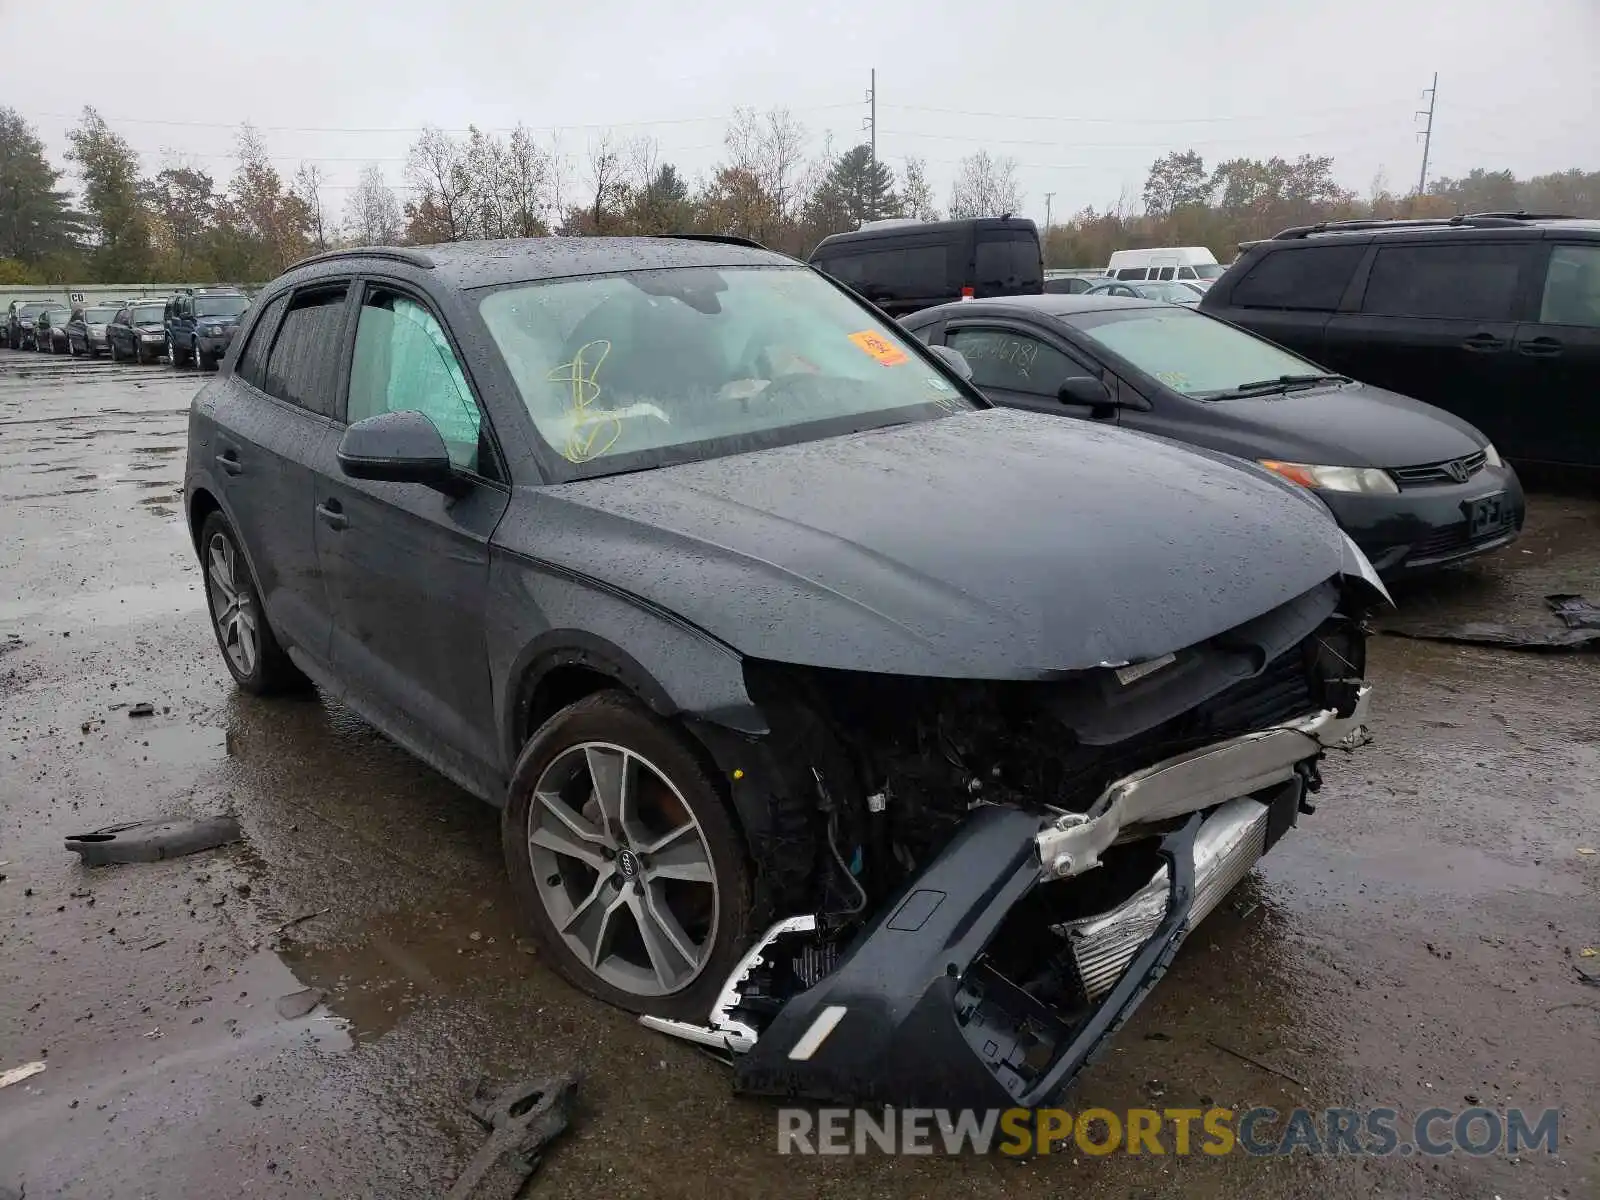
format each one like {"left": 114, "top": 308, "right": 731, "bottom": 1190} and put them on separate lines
{"left": 3, "top": 288, "right": 252, "bottom": 369}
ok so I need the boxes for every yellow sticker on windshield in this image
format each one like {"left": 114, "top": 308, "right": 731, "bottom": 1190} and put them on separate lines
{"left": 848, "top": 330, "right": 909, "bottom": 366}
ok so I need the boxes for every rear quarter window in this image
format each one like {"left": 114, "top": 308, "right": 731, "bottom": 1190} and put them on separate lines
{"left": 1230, "top": 244, "right": 1365, "bottom": 311}
{"left": 1361, "top": 242, "right": 1529, "bottom": 321}
{"left": 235, "top": 294, "right": 288, "bottom": 390}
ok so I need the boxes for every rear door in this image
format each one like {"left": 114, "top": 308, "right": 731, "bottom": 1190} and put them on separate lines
{"left": 973, "top": 229, "right": 1043, "bottom": 298}
{"left": 1324, "top": 239, "right": 1538, "bottom": 453}
{"left": 943, "top": 320, "right": 1113, "bottom": 421}
{"left": 1511, "top": 241, "right": 1600, "bottom": 466}
{"left": 205, "top": 288, "right": 339, "bottom": 672}
{"left": 314, "top": 279, "right": 510, "bottom": 790}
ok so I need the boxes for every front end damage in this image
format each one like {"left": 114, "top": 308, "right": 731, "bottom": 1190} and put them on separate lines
{"left": 648, "top": 573, "right": 1378, "bottom": 1107}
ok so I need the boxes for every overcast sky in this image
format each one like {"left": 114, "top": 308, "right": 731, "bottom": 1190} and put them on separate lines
{"left": 2, "top": 0, "right": 1595, "bottom": 227}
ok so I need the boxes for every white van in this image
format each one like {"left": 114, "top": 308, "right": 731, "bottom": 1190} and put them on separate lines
{"left": 1104, "top": 247, "right": 1223, "bottom": 282}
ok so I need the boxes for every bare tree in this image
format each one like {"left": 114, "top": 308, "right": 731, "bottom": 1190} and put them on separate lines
{"left": 292, "top": 162, "right": 331, "bottom": 251}
{"left": 504, "top": 124, "right": 551, "bottom": 236}
{"left": 403, "top": 126, "right": 468, "bottom": 242}
{"left": 343, "top": 164, "right": 402, "bottom": 246}
{"left": 581, "top": 132, "right": 628, "bottom": 233}
{"left": 948, "top": 150, "right": 1023, "bottom": 219}
{"left": 900, "top": 156, "right": 940, "bottom": 221}
{"left": 723, "top": 107, "right": 809, "bottom": 243}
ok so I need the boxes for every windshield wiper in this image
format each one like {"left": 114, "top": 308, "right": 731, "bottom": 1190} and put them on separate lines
{"left": 1223, "top": 373, "right": 1351, "bottom": 396}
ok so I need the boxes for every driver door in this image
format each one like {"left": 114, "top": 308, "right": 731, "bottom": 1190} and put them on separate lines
{"left": 943, "top": 322, "right": 1115, "bottom": 422}
{"left": 314, "top": 280, "right": 510, "bottom": 793}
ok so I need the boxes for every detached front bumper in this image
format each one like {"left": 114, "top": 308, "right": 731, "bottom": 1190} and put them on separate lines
{"left": 645, "top": 685, "right": 1372, "bottom": 1108}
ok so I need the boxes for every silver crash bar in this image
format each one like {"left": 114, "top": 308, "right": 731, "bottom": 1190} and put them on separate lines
{"left": 1036, "top": 684, "right": 1372, "bottom": 880}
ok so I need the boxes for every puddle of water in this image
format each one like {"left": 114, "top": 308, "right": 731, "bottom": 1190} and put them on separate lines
{"left": 0, "top": 577, "right": 203, "bottom": 628}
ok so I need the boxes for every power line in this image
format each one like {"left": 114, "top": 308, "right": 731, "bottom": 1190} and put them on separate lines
{"left": 879, "top": 100, "right": 1412, "bottom": 126}
{"left": 877, "top": 123, "right": 1413, "bottom": 151}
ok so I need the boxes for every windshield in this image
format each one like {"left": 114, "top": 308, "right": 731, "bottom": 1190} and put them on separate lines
{"left": 195, "top": 295, "right": 249, "bottom": 318}
{"left": 1067, "top": 307, "right": 1320, "bottom": 398}
{"left": 19, "top": 303, "right": 49, "bottom": 318}
{"left": 86, "top": 307, "right": 118, "bottom": 322}
{"left": 478, "top": 265, "right": 975, "bottom": 476}
{"left": 132, "top": 305, "right": 165, "bottom": 323}
{"left": 42, "top": 309, "right": 68, "bottom": 324}
{"left": 1193, "top": 263, "right": 1226, "bottom": 279}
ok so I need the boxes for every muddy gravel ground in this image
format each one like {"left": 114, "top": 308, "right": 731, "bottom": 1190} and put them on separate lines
{"left": 2, "top": 350, "right": 1598, "bottom": 1199}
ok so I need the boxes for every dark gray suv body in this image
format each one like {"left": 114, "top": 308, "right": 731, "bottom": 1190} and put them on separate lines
{"left": 182, "top": 237, "right": 1381, "bottom": 1109}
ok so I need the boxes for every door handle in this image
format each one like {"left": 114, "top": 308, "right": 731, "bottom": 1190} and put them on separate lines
{"left": 1518, "top": 336, "right": 1564, "bottom": 357}
{"left": 1460, "top": 333, "right": 1507, "bottom": 352}
{"left": 215, "top": 450, "right": 242, "bottom": 475}
{"left": 315, "top": 500, "right": 348, "bottom": 531}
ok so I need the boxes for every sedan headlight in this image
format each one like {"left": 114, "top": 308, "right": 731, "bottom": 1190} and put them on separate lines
{"left": 205, "top": 324, "right": 224, "bottom": 336}
{"left": 1259, "top": 460, "right": 1399, "bottom": 495}
{"left": 1483, "top": 443, "right": 1503, "bottom": 469}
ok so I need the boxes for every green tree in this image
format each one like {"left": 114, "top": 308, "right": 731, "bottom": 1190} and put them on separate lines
{"left": 220, "top": 123, "right": 312, "bottom": 277}
{"left": 627, "top": 162, "right": 692, "bottom": 234}
{"left": 804, "top": 144, "right": 901, "bottom": 232}
{"left": 1142, "top": 150, "right": 1210, "bottom": 216}
{"left": 66, "top": 106, "right": 151, "bottom": 279}
{"left": 0, "top": 108, "right": 81, "bottom": 264}
{"left": 146, "top": 165, "right": 216, "bottom": 277}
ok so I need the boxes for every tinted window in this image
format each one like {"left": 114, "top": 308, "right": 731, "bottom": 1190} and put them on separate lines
{"left": 348, "top": 290, "right": 483, "bottom": 473}
{"left": 263, "top": 287, "right": 346, "bottom": 416}
{"left": 1177, "top": 266, "right": 1197, "bottom": 279}
{"left": 1362, "top": 243, "right": 1527, "bottom": 321}
{"left": 1154, "top": 266, "right": 1175, "bottom": 280}
{"left": 816, "top": 244, "right": 950, "bottom": 298}
{"left": 1116, "top": 267, "right": 1148, "bottom": 281}
{"left": 195, "top": 295, "right": 250, "bottom": 319}
{"left": 85, "top": 307, "right": 117, "bottom": 322}
{"left": 132, "top": 305, "right": 165, "bottom": 324}
{"left": 1193, "top": 263, "right": 1225, "bottom": 279}
{"left": 1232, "top": 245, "right": 1364, "bottom": 311}
{"left": 974, "top": 232, "right": 1042, "bottom": 291}
{"left": 235, "top": 294, "right": 287, "bottom": 390}
{"left": 946, "top": 326, "right": 1091, "bottom": 397}
{"left": 1538, "top": 245, "right": 1600, "bottom": 328}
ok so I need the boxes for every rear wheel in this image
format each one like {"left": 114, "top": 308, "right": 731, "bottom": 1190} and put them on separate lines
{"left": 198, "top": 510, "right": 307, "bottom": 695}
{"left": 502, "top": 691, "right": 752, "bottom": 1020}
{"left": 108, "top": 337, "right": 122, "bottom": 362}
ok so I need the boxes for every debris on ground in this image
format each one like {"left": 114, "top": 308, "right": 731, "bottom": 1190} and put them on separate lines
{"left": 445, "top": 1072, "right": 580, "bottom": 1200}
{"left": 273, "top": 909, "right": 329, "bottom": 934}
{"left": 1547, "top": 594, "right": 1600, "bottom": 631}
{"left": 126, "top": 701, "right": 155, "bottom": 718}
{"left": 273, "top": 989, "right": 324, "bottom": 1020}
{"left": 63, "top": 816, "right": 242, "bottom": 866}
{"left": 0, "top": 1061, "right": 47, "bottom": 1089}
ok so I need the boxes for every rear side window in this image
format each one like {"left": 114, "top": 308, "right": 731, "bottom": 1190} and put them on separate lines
{"left": 1231, "top": 245, "right": 1364, "bottom": 311}
{"left": 1361, "top": 243, "right": 1528, "bottom": 321}
{"left": 815, "top": 244, "right": 949, "bottom": 297}
{"left": 235, "top": 294, "right": 287, "bottom": 390}
{"left": 263, "top": 286, "right": 347, "bottom": 416}
{"left": 1539, "top": 244, "right": 1600, "bottom": 328}
{"left": 1116, "top": 267, "right": 1148, "bottom": 281}
{"left": 947, "top": 326, "right": 1093, "bottom": 398}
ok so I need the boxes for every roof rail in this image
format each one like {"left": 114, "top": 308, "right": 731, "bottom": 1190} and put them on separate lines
{"left": 653, "top": 233, "right": 770, "bottom": 251}
{"left": 1464, "top": 210, "right": 1580, "bottom": 220}
{"left": 286, "top": 246, "right": 436, "bottom": 272}
{"left": 1272, "top": 211, "right": 1579, "bottom": 241}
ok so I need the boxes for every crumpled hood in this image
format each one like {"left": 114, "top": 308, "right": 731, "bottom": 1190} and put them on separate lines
{"left": 514, "top": 408, "right": 1347, "bottom": 678}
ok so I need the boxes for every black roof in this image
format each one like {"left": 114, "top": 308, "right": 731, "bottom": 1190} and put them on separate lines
{"left": 812, "top": 216, "right": 1038, "bottom": 251}
{"left": 282, "top": 237, "right": 794, "bottom": 291}
{"left": 904, "top": 294, "right": 1166, "bottom": 324}
{"left": 1268, "top": 213, "right": 1600, "bottom": 241}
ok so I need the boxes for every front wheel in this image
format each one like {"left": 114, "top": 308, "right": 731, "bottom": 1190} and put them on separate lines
{"left": 195, "top": 340, "right": 215, "bottom": 370}
{"left": 197, "top": 510, "right": 307, "bottom": 695}
{"left": 502, "top": 691, "right": 753, "bottom": 1020}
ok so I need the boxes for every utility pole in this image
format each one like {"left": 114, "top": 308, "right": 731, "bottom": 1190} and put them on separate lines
{"left": 863, "top": 69, "right": 877, "bottom": 221}
{"left": 1043, "top": 192, "right": 1055, "bottom": 233}
{"left": 1415, "top": 72, "right": 1438, "bottom": 197}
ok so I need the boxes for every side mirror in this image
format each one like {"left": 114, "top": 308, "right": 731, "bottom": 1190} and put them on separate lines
{"left": 1058, "top": 376, "right": 1113, "bottom": 407}
{"left": 929, "top": 343, "right": 974, "bottom": 381}
{"left": 337, "top": 411, "right": 455, "bottom": 486}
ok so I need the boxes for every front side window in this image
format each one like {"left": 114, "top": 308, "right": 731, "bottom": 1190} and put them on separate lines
{"left": 1193, "top": 263, "right": 1226, "bottom": 279}
{"left": 348, "top": 290, "right": 482, "bottom": 473}
{"left": 946, "top": 326, "right": 1090, "bottom": 397}
{"left": 478, "top": 265, "right": 975, "bottom": 476}
{"left": 1362, "top": 242, "right": 1529, "bottom": 321}
{"left": 1538, "top": 245, "right": 1600, "bottom": 328}
{"left": 1067, "top": 306, "right": 1319, "bottom": 398}
{"left": 263, "top": 287, "right": 346, "bottom": 417}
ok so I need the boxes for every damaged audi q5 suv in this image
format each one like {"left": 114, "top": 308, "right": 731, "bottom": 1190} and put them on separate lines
{"left": 183, "top": 236, "right": 1385, "bottom": 1109}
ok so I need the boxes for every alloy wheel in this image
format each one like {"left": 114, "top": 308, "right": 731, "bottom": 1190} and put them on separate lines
{"left": 528, "top": 742, "right": 719, "bottom": 997}
{"left": 205, "top": 531, "right": 258, "bottom": 677}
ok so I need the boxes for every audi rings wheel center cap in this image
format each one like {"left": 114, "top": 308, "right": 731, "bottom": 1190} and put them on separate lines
{"left": 616, "top": 849, "right": 641, "bottom": 879}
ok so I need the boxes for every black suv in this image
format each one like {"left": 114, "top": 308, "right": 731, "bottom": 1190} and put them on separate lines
{"left": 6, "top": 300, "right": 57, "bottom": 350}
{"left": 166, "top": 287, "right": 251, "bottom": 369}
{"left": 809, "top": 217, "right": 1043, "bottom": 316}
{"left": 1200, "top": 213, "right": 1600, "bottom": 470}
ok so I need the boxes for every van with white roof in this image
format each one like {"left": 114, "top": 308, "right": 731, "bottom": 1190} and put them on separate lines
{"left": 1105, "top": 246, "right": 1223, "bottom": 282}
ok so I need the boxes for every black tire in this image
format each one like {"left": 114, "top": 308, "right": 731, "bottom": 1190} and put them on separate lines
{"left": 196, "top": 341, "right": 216, "bottom": 371}
{"left": 502, "top": 690, "right": 753, "bottom": 1021}
{"left": 108, "top": 338, "right": 121, "bottom": 362}
{"left": 197, "top": 510, "right": 307, "bottom": 696}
